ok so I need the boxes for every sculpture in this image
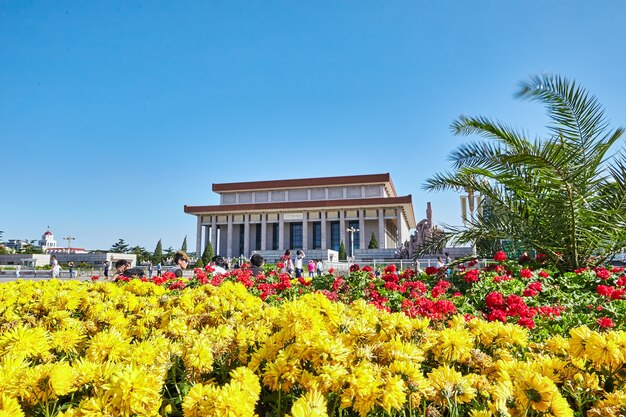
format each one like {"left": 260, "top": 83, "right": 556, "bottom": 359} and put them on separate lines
{"left": 410, "top": 202, "right": 435, "bottom": 257}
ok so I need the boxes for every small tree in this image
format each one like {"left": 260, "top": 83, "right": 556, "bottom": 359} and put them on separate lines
{"left": 110, "top": 239, "right": 129, "bottom": 253}
{"left": 181, "top": 236, "right": 187, "bottom": 252}
{"left": 195, "top": 258, "right": 205, "bottom": 268}
{"left": 338, "top": 241, "right": 347, "bottom": 261}
{"left": 202, "top": 242, "right": 214, "bottom": 265}
{"left": 368, "top": 232, "right": 379, "bottom": 249}
{"left": 153, "top": 239, "right": 163, "bottom": 265}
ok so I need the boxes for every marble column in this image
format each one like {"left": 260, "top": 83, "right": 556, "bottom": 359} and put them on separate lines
{"left": 320, "top": 211, "right": 327, "bottom": 250}
{"left": 227, "top": 216, "right": 233, "bottom": 258}
{"left": 396, "top": 208, "right": 403, "bottom": 246}
{"left": 243, "top": 214, "right": 250, "bottom": 256}
{"left": 211, "top": 216, "right": 218, "bottom": 253}
{"left": 302, "top": 213, "right": 308, "bottom": 250}
{"left": 278, "top": 214, "right": 284, "bottom": 251}
{"left": 379, "top": 210, "right": 386, "bottom": 249}
{"left": 339, "top": 210, "right": 346, "bottom": 249}
{"left": 196, "top": 216, "right": 202, "bottom": 258}
{"left": 261, "top": 214, "right": 267, "bottom": 251}
{"left": 359, "top": 210, "right": 365, "bottom": 250}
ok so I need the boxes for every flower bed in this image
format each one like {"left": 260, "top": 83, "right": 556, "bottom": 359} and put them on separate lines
{"left": 0, "top": 267, "right": 625, "bottom": 416}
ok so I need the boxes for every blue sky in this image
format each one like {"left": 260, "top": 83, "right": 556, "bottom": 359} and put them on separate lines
{"left": 1, "top": 0, "right": 625, "bottom": 251}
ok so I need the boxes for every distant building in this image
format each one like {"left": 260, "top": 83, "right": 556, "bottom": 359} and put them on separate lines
{"left": 38, "top": 230, "right": 58, "bottom": 252}
{"left": 47, "top": 247, "right": 89, "bottom": 254}
{"left": 185, "top": 173, "right": 417, "bottom": 261}
{"left": 5, "top": 239, "right": 31, "bottom": 252}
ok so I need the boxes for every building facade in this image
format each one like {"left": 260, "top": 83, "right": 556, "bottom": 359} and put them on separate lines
{"left": 184, "top": 173, "right": 417, "bottom": 261}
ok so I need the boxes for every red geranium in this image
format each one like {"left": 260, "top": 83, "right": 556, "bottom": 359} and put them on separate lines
{"left": 494, "top": 251, "right": 507, "bottom": 262}
{"left": 597, "top": 317, "right": 615, "bottom": 328}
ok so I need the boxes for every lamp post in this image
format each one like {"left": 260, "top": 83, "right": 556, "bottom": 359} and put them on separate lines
{"left": 63, "top": 236, "right": 75, "bottom": 254}
{"left": 346, "top": 227, "right": 359, "bottom": 262}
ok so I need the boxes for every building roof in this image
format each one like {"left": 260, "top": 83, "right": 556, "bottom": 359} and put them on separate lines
{"left": 43, "top": 231, "right": 52, "bottom": 236}
{"left": 212, "top": 173, "right": 398, "bottom": 197}
{"left": 185, "top": 195, "right": 417, "bottom": 228}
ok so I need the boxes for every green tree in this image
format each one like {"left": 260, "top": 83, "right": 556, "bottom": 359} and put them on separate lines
{"left": 181, "top": 236, "right": 187, "bottom": 252}
{"left": 201, "top": 242, "right": 214, "bottom": 265}
{"left": 368, "top": 232, "right": 379, "bottom": 249}
{"left": 338, "top": 241, "right": 347, "bottom": 261}
{"left": 195, "top": 258, "right": 205, "bottom": 268}
{"left": 110, "top": 239, "right": 129, "bottom": 253}
{"left": 129, "top": 246, "right": 150, "bottom": 264}
{"left": 425, "top": 74, "right": 626, "bottom": 271}
{"left": 153, "top": 239, "right": 163, "bottom": 265}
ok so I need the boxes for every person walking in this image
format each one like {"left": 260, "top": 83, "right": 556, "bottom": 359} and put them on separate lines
{"left": 281, "top": 250, "right": 294, "bottom": 275}
{"left": 172, "top": 251, "right": 190, "bottom": 278}
{"left": 50, "top": 255, "right": 60, "bottom": 278}
{"left": 294, "top": 250, "right": 305, "bottom": 278}
{"left": 103, "top": 260, "right": 110, "bottom": 281}
{"left": 68, "top": 261, "right": 74, "bottom": 278}
{"left": 156, "top": 262, "right": 162, "bottom": 277}
{"left": 316, "top": 259, "right": 323, "bottom": 276}
{"left": 307, "top": 259, "right": 315, "bottom": 278}
{"left": 16, "top": 264, "right": 21, "bottom": 279}
{"left": 147, "top": 261, "right": 153, "bottom": 278}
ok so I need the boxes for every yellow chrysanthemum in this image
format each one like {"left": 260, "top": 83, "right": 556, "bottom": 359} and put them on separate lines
{"left": 85, "top": 328, "right": 132, "bottom": 363}
{"left": 433, "top": 327, "right": 474, "bottom": 363}
{"left": 586, "top": 332, "right": 623, "bottom": 368}
{"left": 0, "top": 325, "right": 50, "bottom": 359}
{"left": 427, "top": 365, "right": 476, "bottom": 405}
{"left": 0, "top": 394, "right": 25, "bottom": 417}
{"left": 289, "top": 389, "right": 328, "bottom": 417}
{"left": 568, "top": 325, "right": 592, "bottom": 360}
{"left": 48, "top": 361, "right": 78, "bottom": 397}
{"left": 104, "top": 364, "right": 163, "bottom": 417}
{"left": 514, "top": 371, "right": 558, "bottom": 412}
{"left": 381, "top": 374, "right": 406, "bottom": 412}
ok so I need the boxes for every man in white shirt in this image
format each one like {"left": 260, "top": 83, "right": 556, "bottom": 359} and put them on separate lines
{"left": 294, "top": 250, "right": 305, "bottom": 278}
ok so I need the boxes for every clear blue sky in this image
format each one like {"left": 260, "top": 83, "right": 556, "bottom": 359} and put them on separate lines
{"left": 2, "top": 0, "right": 625, "bottom": 252}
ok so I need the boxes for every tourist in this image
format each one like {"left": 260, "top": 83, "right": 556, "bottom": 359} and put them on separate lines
{"left": 16, "top": 264, "right": 20, "bottom": 279}
{"left": 68, "top": 261, "right": 74, "bottom": 278}
{"left": 112, "top": 259, "right": 129, "bottom": 281}
{"left": 103, "top": 260, "right": 110, "bottom": 280}
{"left": 211, "top": 256, "right": 228, "bottom": 274}
{"left": 414, "top": 259, "right": 423, "bottom": 274}
{"left": 316, "top": 259, "right": 323, "bottom": 276}
{"left": 281, "top": 250, "right": 294, "bottom": 275}
{"left": 444, "top": 252, "right": 452, "bottom": 265}
{"left": 294, "top": 250, "right": 305, "bottom": 278}
{"left": 436, "top": 256, "right": 445, "bottom": 269}
{"left": 156, "top": 262, "right": 162, "bottom": 276}
{"left": 249, "top": 254, "right": 264, "bottom": 276}
{"left": 172, "top": 251, "right": 190, "bottom": 278}
{"left": 50, "top": 255, "right": 61, "bottom": 278}
{"left": 147, "top": 261, "right": 153, "bottom": 277}
{"left": 307, "top": 259, "right": 315, "bottom": 277}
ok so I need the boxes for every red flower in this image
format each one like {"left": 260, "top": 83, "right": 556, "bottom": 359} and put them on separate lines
{"left": 485, "top": 292, "right": 505, "bottom": 309}
{"left": 91, "top": 275, "right": 99, "bottom": 281}
{"left": 520, "top": 269, "right": 533, "bottom": 279}
{"left": 517, "top": 317, "right": 535, "bottom": 329}
{"left": 594, "top": 267, "right": 610, "bottom": 280}
{"left": 362, "top": 265, "right": 373, "bottom": 272}
{"left": 328, "top": 268, "right": 335, "bottom": 274}
{"left": 538, "top": 270, "right": 550, "bottom": 278}
{"left": 494, "top": 251, "right": 507, "bottom": 262}
{"left": 384, "top": 264, "right": 397, "bottom": 273}
{"left": 349, "top": 264, "right": 361, "bottom": 272}
{"left": 596, "top": 317, "right": 614, "bottom": 328}
{"left": 464, "top": 269, "right": 480, "bottom": 283}
{"left": 425, "top": 266, "right": 438, "bottom": 276}
{"left": 596, "top": 285, "right": 614, "bottom": 297}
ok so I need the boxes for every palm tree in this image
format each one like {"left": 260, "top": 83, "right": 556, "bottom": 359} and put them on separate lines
{"left": 424, "top": 74, "right": 626, "bottom": 271}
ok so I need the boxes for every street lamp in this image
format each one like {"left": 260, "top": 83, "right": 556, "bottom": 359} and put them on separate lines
{"left": 346, "top": 227, "right": 359, "bottom": 261}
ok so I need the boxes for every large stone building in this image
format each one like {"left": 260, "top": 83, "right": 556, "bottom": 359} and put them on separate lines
{"left": 184, "top": 173, "right": 417, "bottom": 262}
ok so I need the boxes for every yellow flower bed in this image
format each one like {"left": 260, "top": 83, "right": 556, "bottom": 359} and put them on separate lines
{"left": 0, "top": 279, "right": 624, "bottom": 417}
